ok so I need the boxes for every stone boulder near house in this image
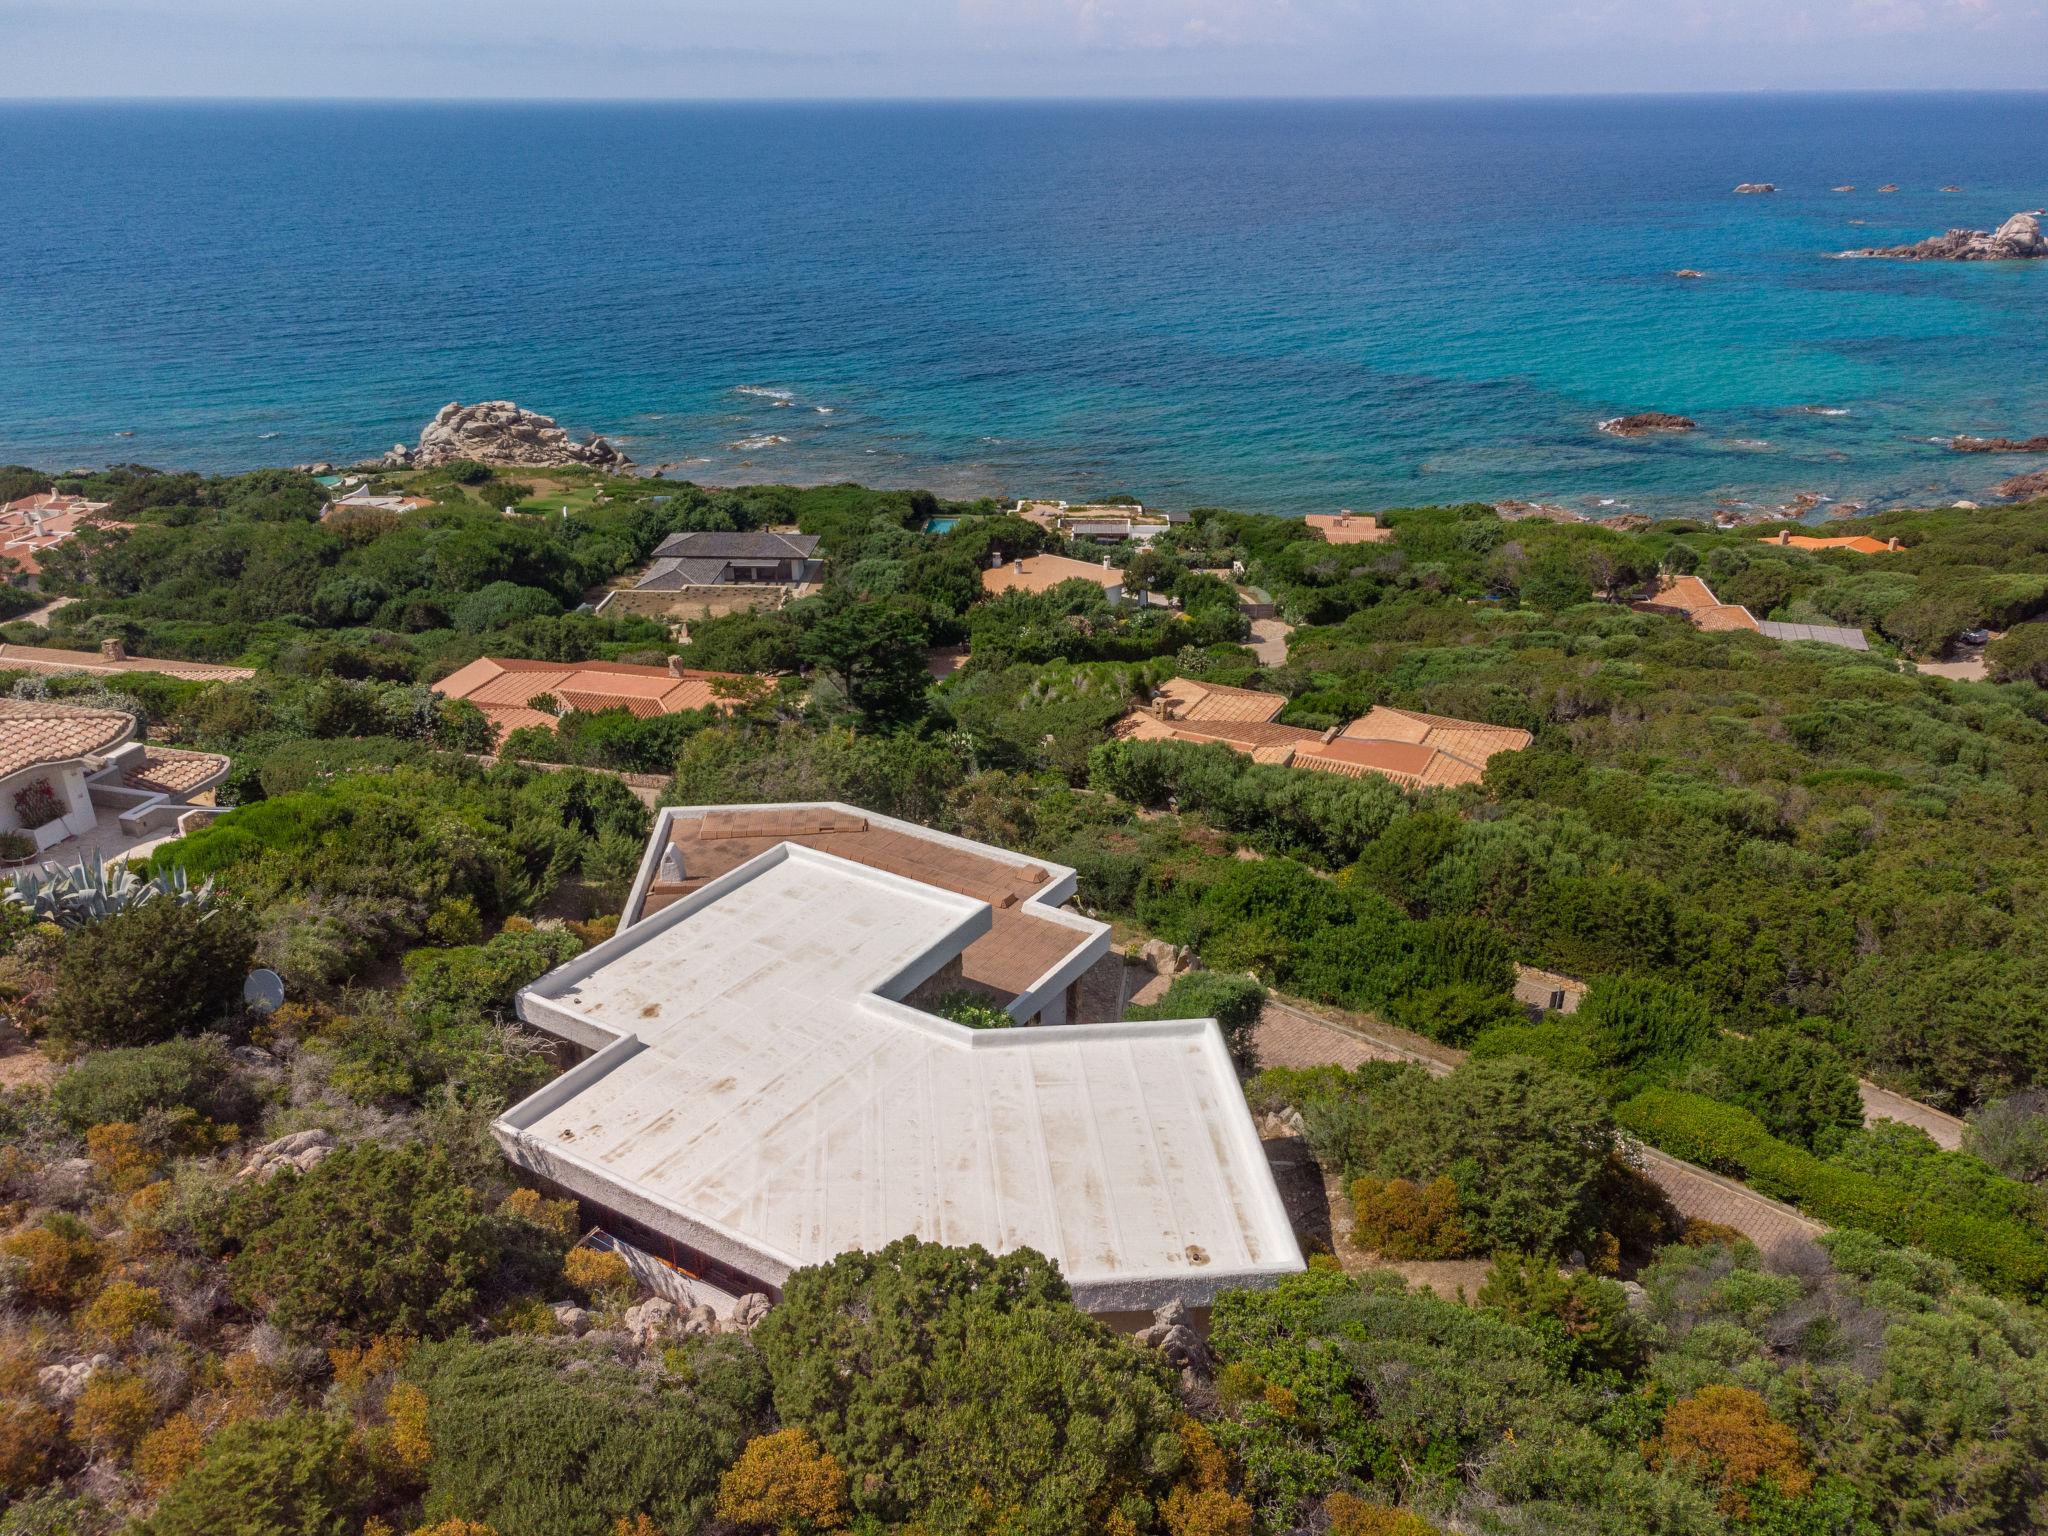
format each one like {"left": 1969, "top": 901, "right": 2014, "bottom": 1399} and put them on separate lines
{"left": 728, "top": 1293, "right": 773, "bottom": 1331}
{"left": 37, "top": 1355, "right": 115, "bottom": 1404}
{"left": 236, "top": 1128, "right": 335, "bottom": 1182}
{"left": 383, "top": 401, "right": 632, "bottom": 471}
{"left": 1847, "top": 211, "right": 2046, "bottom": 261}
{"left": 623, "top": 1296, "right": 678, "bottom": 1346}
{"left": 42, "top": 1157, "right": 96, "bottom": 1207}
{"left": 1133, "top": 1297, "right": 1212, "bottom": 1385}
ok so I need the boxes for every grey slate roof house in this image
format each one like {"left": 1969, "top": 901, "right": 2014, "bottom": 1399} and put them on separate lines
{"left": 640, "top": 530, "right": 821, "bottom": 587}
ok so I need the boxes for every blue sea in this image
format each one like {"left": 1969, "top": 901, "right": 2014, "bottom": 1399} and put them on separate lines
{"left": 1, "top": 95, "right": 2045, "bottom": 518}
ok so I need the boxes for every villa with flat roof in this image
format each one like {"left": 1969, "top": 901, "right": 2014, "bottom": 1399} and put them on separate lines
{"left": 1115, "top": 677, "right": 1533, "bottom": 790}
{"left": 493, "top": 803, "right": 1302, "bottom": 1315}
{"left": 432, "top": 656, "right": 757, "bottom": 742}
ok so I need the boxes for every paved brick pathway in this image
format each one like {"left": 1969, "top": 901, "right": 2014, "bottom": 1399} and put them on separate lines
{"left": 1254, "top": 998, "right": 1827, "bottom": 1266}
{"left": 1247, "top": 618, "right": 1293, "bottom": 667}
{"left": 1860, "top": 1081, "right": 1966, "bottom": 1151}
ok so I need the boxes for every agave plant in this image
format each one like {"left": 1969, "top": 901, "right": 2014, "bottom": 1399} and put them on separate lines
{"left": 2, "top": 848, "right": 216, "bottom": 930}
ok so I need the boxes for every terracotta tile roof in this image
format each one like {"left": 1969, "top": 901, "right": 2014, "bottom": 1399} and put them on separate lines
{"left": 1637, "top": 576, "right": 1761, "bottom": 632}
{"left": 1114, "top": 693, "right": 1531, "bottom": 792}
{"left": 643, "top": 808, "right": 1076, "bottom": 996}
{"left": 0, "top": 643, "right": 255, "bottom": 683}
{"left": 1758, "top": 532, "right": 1898, "bottom": 554}
{"left": 1304, "top": 512, "right": 1393, "bottom": 545}
{"left": 981, "top": 554, "right": 1124, "bottom": 598}
{"left": 123, "top": 746, "right": 230, "bottom": 798}
{"left": 433, "top": 656, "right": 755, "bottom": 742}
{"left": 1154, "top": 677, "right": 1289, "bottom": 725}
{"left": 0, "top": 698, "right": 134, "bottom": 777}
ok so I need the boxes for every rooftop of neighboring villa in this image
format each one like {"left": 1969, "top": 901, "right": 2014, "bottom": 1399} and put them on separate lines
{"left": 0, "top": 492, "right": 126, "bottom": 577}
{"left": 1637, "top": 576, "right": 1870, "bottom": 649}
{"left": 1304, "top": 511, "right": 1393, "bottom": 545}
{"left": 493, "top": 801, "right": 1301, "bottom": 1312}
{"left": 1757, "top": 529, "right": 1901, "bottom": 555}
{"left": 1113, "top": 679, "right": 1533, "bottom": 789}
{"left": 980, "top": 552, "right": 1127, "bottom": 598}
{"left": 431, "top": 656, "right": 757, "bottom": 739}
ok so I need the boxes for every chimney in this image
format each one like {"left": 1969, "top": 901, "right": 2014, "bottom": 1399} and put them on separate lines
{"left": 1320, "top": 725, "right": 1341, "bottom": 743}
{"left": 1887, "top": 537, "right": 1900, "bottom": 551}
{"left": 667, "top": 655, "right": 689, "bottom": 677}
{"left": 991, "top": 550, "right": 1005, "bottom": 568}
{"left": 1101, "top": 556, "right": 1111, "bottom": 569}
{"left": 1152, "top": 695, "right": 1171, "bottom": 720}
{"left": 1776, "top": 528, "right": 1790, "bottom": 545}
{"left": 100, "top": 637, "right": 127, "bottom": 662}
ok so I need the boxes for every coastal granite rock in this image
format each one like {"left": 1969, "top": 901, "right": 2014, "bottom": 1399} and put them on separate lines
{"left": 1733, "top": 183, "right": 1777, "bottom": 195}
{"left": 383, "top": 401, "right": 632, "bottom": 471}
{"left": 1998, "top": 469, "right": 2048, "bottom": 503}
{"left": 1848, "top": 211, "right": 2045, "bottom": 261}
{"left": 1953, "top": 434, "right": 2048, "bottom": 454}
{"left": 1600, "top": 412, "right": 1698, "bottom": 438}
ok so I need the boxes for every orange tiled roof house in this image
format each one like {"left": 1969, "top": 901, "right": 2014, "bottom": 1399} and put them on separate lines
{"left": 0, "top": 698, "right": 230, "bottom": 857}
{"left": 1113, "top": 677, "right": 1532, "bottom": 790}
{"left": 431, "top": 656, "right": 759, "bottom": 742}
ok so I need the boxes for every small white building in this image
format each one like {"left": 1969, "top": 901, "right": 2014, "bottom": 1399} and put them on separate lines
{"left": 494, "top": 803, "right": 1301, "bottom": 1317}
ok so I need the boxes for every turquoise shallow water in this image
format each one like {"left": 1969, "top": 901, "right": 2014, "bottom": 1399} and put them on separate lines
{"left": 1, "top": 95, "right": 2044, "bottom": 516}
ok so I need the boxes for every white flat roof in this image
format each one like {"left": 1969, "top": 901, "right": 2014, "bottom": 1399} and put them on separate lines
{"left": 498, "top": 821, "right": 1300, "bottom": 1311}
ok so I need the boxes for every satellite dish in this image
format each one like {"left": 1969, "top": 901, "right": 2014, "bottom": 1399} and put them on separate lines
{"left": 243, "top": 969, "right": 286, "bottom": 1015}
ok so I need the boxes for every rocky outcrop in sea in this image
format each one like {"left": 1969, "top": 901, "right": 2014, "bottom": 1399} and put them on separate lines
{"left": 1845, "top": 211, "right": 2045, "bottom": 262}
{"left": 1733, "top": 183, "right": 1777, "bottom": 195}
{"left": 1952, "top": 434, "right": 2048, "bottom": 454}
{"left": 382, "top": 401, "right": 632, "bottom": 470}
{"left": 1600, "top": 412, "right": 1698, "bottom": 438}
{"left": 1998, "top": 469, "right": 2048, "bottom": 503}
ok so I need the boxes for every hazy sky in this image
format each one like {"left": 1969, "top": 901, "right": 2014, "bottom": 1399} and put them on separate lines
{"left": 6, "top": 0, "right": 2046, "bottom": 97}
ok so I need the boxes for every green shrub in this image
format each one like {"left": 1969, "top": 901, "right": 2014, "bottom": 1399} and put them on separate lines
{"left": 134, "top": 1411, "right": 372, "bottom": 1536}
{"left": 49, "top": 1036, "right": 257, "bottom": 1132}
{"left": 47, "top": 900, "right": 256, "bottom": 1049}
{"left": 227, "top": 1142, "right": 498, "bottom": 1340}
{"left": 399, "top": 925, "right": 585, "bottom": 1022}
{"left": 1126, "top": 970, "right": 1267, "bottom": 1070}
{"left": 408, "top": 1335, "right": 769, "bottom": 1536}
{"left": 754, "top": 1237, "right": 1182, "bottom": 1533}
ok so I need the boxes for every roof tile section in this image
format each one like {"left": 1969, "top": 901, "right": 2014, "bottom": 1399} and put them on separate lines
{"left": 1114, "top": 680, "right": 1532, "bottom": 791}
{"left": 981, "top": 554, "right": 1126, "bottom": 598}
{"left": 433, "top": 657, "right": 756, "bottom": 742}
{"left": 0, "top": 643, "right": 254, "bottom": 683}
{"left": 0, "top": 698, "right": 134, "bottom": 777}
{"left": 1304, "top": 512, "right": 1393, "bottom": 545}
{"left": 123, "top": 746, "right": 231, "bottom": 797}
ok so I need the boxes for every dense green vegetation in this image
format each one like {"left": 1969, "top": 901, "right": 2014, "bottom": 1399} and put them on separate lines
{"left": 5, "top": 459, "right": 2048, "bottom": 1533}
